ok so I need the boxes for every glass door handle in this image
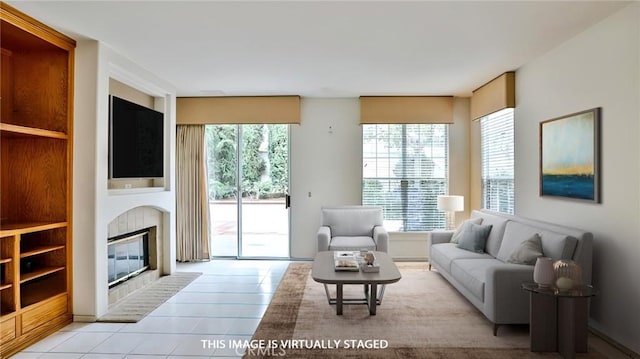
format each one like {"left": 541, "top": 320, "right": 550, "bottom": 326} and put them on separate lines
{"left": 285, "top": 194, "right": 290, "bottom": 209}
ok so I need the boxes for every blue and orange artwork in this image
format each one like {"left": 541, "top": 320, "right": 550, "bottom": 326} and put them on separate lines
{"left": 541, "top": 110, "right": 597, "bottom": 201}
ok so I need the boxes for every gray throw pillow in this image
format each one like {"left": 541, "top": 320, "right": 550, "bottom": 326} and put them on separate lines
{"left": 507, "top": 233, "right": 543, "bottom": 265}
{"left": 450, "top": 218, "right": 483, "bottom": 243}
{"left": 456, "top": 223, "right": 493, "bottom": 253}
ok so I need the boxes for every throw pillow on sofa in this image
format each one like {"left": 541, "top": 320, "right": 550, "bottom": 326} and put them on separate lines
{"left": 507, "top": 233, "right": 543, "bottom": 265}
{"left": 456, "top": 223, "right": 493, "bottom": 253}
{"left": 450, "top": 218, "right": 483, "bottom": 243}
{"left": 496, "top": 221, "right": 578, "bottom": 262}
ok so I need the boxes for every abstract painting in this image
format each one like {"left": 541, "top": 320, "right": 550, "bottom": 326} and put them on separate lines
{"left": 540, "top": 108, "right": 601, "bottom": 202}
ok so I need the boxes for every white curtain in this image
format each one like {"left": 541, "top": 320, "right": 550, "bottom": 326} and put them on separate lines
{"left": 176, "top": 125, "right": 210, "bottom": 261}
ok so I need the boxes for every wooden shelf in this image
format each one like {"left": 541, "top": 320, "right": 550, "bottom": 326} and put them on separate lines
{"left": 1, "top": 2, "right": 74, "bottom": 355}
{"left": 0, "top": 123, "right": 67, "bottom": 140}
{"left": 21, "top": 283, "right": 66, "bottom": 309}
{"left": 20, "top": 245, "right": 65, "bottom": 258}
{"left": 0, "top": 222, "right": 67, "bottom": 237}
{"left": 0, "top": 311, "right": 16, "bottom": 320}
{"left": 20, "top": 266, "right": 65, "bottom": 284}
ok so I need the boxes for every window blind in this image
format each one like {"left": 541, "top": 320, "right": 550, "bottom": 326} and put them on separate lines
{"left": 362, "top": 124, "right": 448, "bottom": 231}
{"left": 480, "top": 108, "right": 514, "bottom": 214}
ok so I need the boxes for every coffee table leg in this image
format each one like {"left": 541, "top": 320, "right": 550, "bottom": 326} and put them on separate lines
{"left": 336, "top": 284, "right": 343, "bottom": 315}
{"left": 369, "top": 284, "right": 377, "bottom": 315}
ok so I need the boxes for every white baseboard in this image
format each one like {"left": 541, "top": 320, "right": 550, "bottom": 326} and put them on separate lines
{"left": 73, "top": 315, "right": 97, "bottom": 322}
{"left": 388, "top": 234, "right": 428, "bottom": 261}
{"left": 393, "top": 257, "right": 428, "bottom": 262}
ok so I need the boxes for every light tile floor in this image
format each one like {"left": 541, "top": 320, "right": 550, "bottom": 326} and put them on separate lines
{"left": 12, "top": 259, "right": 631, "bottom": 359}
{"left": 14, "top": 260, "right": 290, "bottom": 359}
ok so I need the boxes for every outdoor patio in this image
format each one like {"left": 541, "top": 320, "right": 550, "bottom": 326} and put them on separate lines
{"left": 210, "top": 199, "right": 289, "bottom": 257}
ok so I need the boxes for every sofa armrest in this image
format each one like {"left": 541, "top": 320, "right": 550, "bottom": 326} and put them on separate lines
{"left": 430, "top": 230, "right": 454, "bottom": 245}
{"left": 484, "top": 265, "right": 534, "bottom": 324}
{"left": 373, "top": 226, "right": 389, "bottom": 253}
{"left": 317, "top": 226, "right": 331, "bottom": 252}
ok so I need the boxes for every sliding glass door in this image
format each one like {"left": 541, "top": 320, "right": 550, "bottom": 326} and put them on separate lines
{"left": 206, "top": 124, "right": 289, "bottom": 258}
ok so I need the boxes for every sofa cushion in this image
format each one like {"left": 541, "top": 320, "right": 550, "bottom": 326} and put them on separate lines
{"left": 430, "top": 243, "right": 493, "bottom": 273}
{"left": 450, "top": 258, "right": 503, "bottom": 302}
{"left": 471, "top": 211, "right": 508, "bottom": 257}
{"left": 507, "top": 233, "right": 543, "bottom": 265}
{"left": 496, "top": 222, "right": 535, "bottom": 262}
{"left": 456, "top": 224, "right": 493, "bottom": 253}
{"left": 496, "top": 221, "right": 578, "bottom": 262}
{"left": 322, "top": 207, "right": 383, "bottom": 237}
{"left": 541, "top": 232, "right": 578, "bottom": 261}
{"left": 451, "top": 218, "right": 483, "bottom": 243}
{"left": 329, "top": 236, "right": 376, "bottom": 251}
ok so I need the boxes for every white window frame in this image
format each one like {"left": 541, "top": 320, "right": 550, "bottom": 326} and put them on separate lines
{"left": 362, "top": 124, "right": 449, "bottom": 231}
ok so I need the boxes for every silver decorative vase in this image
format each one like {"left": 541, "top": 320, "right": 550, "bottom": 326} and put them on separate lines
{"left": 554, "top": 259, "right": 583, "bottom": 290}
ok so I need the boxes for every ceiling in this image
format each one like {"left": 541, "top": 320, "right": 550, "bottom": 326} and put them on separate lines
{"left": 7, "top": 1, "right": 630, "bottom": 98}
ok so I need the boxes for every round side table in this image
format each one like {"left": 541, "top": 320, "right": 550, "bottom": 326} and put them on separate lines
{"left": 522, "top": 282, "right": 598, "bottom": 359}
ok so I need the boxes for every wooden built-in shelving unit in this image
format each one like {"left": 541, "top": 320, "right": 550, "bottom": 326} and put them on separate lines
{"left": 1, "top": 2, "right": 75, "bottom": 356}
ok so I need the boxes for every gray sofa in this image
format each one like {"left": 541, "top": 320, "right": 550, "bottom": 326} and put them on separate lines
{"left": 429, "top": 209, "right": 593, "bottom": 335}
{"left": 317, "top": 206, "right": 388, "bottom": 252}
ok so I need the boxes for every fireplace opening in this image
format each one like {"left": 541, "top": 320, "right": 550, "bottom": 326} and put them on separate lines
{"left": 108, "top": 228, "right": 150, "bottom": 288}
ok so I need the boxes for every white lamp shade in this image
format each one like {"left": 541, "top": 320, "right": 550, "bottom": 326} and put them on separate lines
{"left": 437, "top": 195, "right": 464, "bottom": 212}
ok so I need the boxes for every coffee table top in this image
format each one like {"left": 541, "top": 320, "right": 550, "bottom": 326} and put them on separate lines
{"left": 311, "top": 251, "right": 402, "bottom": 285}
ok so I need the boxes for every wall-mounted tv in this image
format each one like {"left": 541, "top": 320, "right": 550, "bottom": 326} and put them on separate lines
{"left": 109, "top": 95, "right": 164, "bottom": 179}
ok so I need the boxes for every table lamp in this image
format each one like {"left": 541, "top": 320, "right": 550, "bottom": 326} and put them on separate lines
{"left": 437, "top": 195, "right": 464, "bottom": 230}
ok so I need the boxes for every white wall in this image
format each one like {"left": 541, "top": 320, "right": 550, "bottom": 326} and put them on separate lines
{"left": 73, "top": 41, "right": 100, "bottom": 319}
{"left": 515, "top": 3, "right": 640, "bottom": 353}
{"left": 289, "top": 97, "right": 471, "bottom": 260}
{"left": 290, "top": 99, "right": 362, "bottom": 259}
{"left": 449, "top": 98, "right": 472, "bottom": 222}
{"left": 73, "top": 41, "right": 177, "bottom": 320}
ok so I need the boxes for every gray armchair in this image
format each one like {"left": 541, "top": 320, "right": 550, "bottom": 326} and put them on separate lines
{"left": 317, "top": 206, "right": 388, "bottom": 252}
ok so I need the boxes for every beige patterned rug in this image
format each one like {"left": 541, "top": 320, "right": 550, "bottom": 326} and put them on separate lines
{"left": 249, "top": 263, "right": 605, "bottom": 358}
{"left": 98, "top": 272, "right": 202, "bottom": 323}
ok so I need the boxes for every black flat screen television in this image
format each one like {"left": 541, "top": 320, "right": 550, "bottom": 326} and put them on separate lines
{"left": 109, "top": 95, "right": 164, "bottom": 179}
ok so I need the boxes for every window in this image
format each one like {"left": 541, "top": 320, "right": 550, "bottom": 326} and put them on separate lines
{"left": 362, "top": 124, "right": 448, "bottom": 231}
{"left": 480, "top": 108, "right": 515, "bottom": 214}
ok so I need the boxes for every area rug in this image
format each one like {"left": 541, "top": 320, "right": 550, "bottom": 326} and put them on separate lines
{"left": 98, "top": 272, "right": 202, "bottom": 323}
{"left": 249, "top": 263, "right": 605, "bottom": 358}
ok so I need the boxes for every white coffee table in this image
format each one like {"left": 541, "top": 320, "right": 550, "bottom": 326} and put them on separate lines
{"left": 311, "top": 251, "right": 401, "bottom": 315}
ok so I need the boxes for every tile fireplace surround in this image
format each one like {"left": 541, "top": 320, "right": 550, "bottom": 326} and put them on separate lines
{"left": 106, "top": 207, "right": 164, "bottom": 307}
